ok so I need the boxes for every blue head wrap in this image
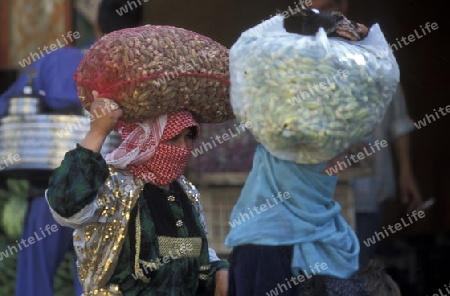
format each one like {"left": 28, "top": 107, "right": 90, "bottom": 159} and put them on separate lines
{"left": 225, "top": 144, "right": 359, "bottom": 278}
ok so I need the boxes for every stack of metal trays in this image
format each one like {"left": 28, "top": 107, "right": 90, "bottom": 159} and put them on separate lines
{"left": 0, "top": 113, "right": 121, "bottom": 177}
{"left": 8, "top": 96, "right": 44, "bottom": 115}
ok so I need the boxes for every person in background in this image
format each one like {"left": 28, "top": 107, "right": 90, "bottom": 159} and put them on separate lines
{"left": 1, "top": 33, "right": 85, "bottom": 296}
{"left": 352, "top": 85, "right": 422, "bottom": 265}
{"left": 0, "top": 1, "right": 143, "bottom": 295}
{"left": 311, "top": 0, "right": 423, "bottom": 266}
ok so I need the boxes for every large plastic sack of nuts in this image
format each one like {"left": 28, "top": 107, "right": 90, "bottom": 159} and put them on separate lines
{"left": 230, "top": 15, "right": 400, "bottom": 164}
{"left": 75, "top": 25, "right": 233, "bottom": 124}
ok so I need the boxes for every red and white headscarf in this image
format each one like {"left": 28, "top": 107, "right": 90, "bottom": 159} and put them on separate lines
{"left": 105, "top": 111, "right": 199, "bottom": 186}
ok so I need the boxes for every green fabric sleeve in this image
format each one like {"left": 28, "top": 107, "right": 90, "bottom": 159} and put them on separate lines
{"left": 211, "top": 259, "right": 230, "bottom": 271}
{"left": 47, "top": 144, "right": 109, "bottom": 218}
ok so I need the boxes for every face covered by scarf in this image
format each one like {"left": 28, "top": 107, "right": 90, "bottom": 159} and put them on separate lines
{"left": 104, "top": 111, "right": 199, "bottom": 186}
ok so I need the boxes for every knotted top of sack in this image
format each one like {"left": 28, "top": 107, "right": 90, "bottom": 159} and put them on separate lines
{"left": 75, "top": 25, "right": 233, "bottom": 123}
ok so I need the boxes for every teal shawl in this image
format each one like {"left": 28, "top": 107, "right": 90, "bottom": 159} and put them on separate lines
{"left": 225, "top": 144, "right": 359, "bottom": 278}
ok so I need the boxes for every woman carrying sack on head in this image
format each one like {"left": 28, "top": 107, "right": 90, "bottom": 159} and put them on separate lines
{"left": 45, "top": 25, "right": 232, "bottom": 296}
{"left": 225, "top": 4, "right": 401, "bottom": 296}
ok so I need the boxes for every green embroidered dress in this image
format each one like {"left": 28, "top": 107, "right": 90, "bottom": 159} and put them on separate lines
{"left": 46, "top": 145, "right": 228, "bottom": 295}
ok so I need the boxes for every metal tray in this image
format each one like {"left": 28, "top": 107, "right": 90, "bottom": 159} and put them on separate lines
{"left": 8, "top": 96, "right": 45, "bottom": 115}
{"left": 0, "top": 114, "right": 121, "bottom": 176}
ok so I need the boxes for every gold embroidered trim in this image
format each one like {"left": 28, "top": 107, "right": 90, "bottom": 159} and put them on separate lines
{"left": 134, "top": 204, "right": 150, "bottom": 283}
{"left": 199, "top": 274, "right": 209, "bottom": 281}
{"left": 132, "top": 178, "right": 203, "bottom": 285}
{"left": 157, "top": 236, "right": 202, "bottom": 258}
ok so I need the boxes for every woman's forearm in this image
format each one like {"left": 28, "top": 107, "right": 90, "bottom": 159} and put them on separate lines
{"left": 81, "top": 130, "right": 109, "bottom": 153}
{"left": 49, "top": 93, "right": 121, "bottom": 221}
{"left": 395, "top": 135, "right": 411, "bottom": 173}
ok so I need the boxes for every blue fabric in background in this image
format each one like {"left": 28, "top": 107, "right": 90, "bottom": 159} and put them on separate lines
{"left": 225, "top": 144, "right": 360, "bottom": 279}
{"left": 0, "top": 47, "right": 84, "bottom": 116}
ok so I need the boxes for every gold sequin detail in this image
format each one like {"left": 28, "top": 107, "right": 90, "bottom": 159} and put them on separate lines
{"left": 177, "top": 176, "right": 207, "bottom": 234}
{"left": 167, "top": 195, "right": 176, "bottom": 202}
{"left": 74, "top": 166, "right": 145, "bottom": 293}
{"left": 178, "top": 177, "right": 200, "bottom": 202}
{"left": 74, "top": 173, "right": 204, "bottom": 294}
{"left": 81, "top": 284, "right": 122, "bottom": 295}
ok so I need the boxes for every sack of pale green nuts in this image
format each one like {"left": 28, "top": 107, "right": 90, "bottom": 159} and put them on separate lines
{"left": 230, "top": 15, "right": 400, "bottom": 164}
{"left": 75, "top": 25, "right": 233, "bottom": 124}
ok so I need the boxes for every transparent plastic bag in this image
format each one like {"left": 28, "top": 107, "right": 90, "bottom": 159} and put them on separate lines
{"left": 230, "top": 15, "right": 400, "bottom": 164}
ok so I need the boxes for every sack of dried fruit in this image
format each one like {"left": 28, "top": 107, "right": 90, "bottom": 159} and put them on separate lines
{"left": 229, "top": 15, "right": 400, "bottom": 163}
{"left": 75, "top": 25, "right": 233, "bottom": 123}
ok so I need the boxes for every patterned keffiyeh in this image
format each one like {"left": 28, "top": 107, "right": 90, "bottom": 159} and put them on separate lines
{"left": 105, "top": 111, "right": 199, "bottom": 185}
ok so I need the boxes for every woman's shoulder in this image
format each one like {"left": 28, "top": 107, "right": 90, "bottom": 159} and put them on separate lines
{"left": 106, "top": 165, "right": 144, "bottom": 183}
{"left": 177, "top": 176, "right": 200, "bottom": 202}
{"left": 96, "top": 166, "right": 146, "bottom": 205}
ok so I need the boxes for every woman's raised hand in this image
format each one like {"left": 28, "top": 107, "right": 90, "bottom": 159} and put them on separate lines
{"left": 89, "top": 90, "right": 123, "bottom": 136}
{"left": 80, "top": 91, "right": 122, "bottom": 153}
